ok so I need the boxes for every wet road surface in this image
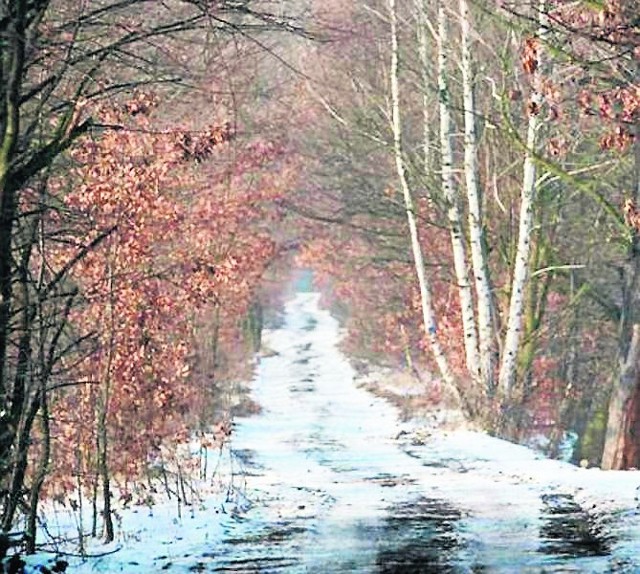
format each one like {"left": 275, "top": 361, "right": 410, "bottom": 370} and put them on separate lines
{"left": 198, "top": 293, "right": 640, "bottom": 573}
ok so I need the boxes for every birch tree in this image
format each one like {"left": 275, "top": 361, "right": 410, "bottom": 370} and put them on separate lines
{"left": 459, "top": 0, "right": 496, "bottom": 393}
{"left": 437, "top": 3, "right": 481, "bottom": 382}
{"left": 388, "top": 0, "right": 459, "bottom": 400}
{"left": 498, "top": 0, "right": 548, "bottom": 398}
{"left": 415, "top": 1, "right": 432, "bottom": 174}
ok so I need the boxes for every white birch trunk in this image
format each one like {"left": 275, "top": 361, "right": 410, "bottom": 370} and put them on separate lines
{"left": 388, "top": 0, "right": 457, "bottom": 394}
{"left": 415, "top": 0, "right": 431, "bottom": 175}
{"left": 459, "top": 0, "right": 496, "bottom": 392}
{"left": 438, "top": 4, "right": 480, "bottom": 380}
{"left": 498, "top": 0, "right": 547, "bottom": 397}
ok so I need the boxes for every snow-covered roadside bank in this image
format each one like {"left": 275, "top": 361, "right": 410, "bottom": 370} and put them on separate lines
{"left": 13, "top": 439, "right": 241, "bottom": 573}
{"left": 14, "top": 291, "right": 640, "bottom": 573}
{"left": 353, "top": 365, "right": 469, "bottom": 431}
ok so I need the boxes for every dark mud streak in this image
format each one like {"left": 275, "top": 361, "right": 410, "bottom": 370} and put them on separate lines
{"left": 289, "top": 383, "right": 315, "bottom": 393}
{"left": 538, "top": 493, "right": 614, "bottom": 558}
{"left": 226, "top": 522, "right": 308, "bottom": 546}
{"left": 364, "top": 473, "right": 418, "bottom": 488}
{"left": 214, "top": 519, "right": 308, "bottom": 572}
{"left": 375, "top": 497, "right": 466, "bottom": 574}
{"left": 232, "top": 449, "right": 262, "bottom": 469}
{"left": 401, "top": 447, "right": 475, "bottom": 474}
{"left": 211, "top": 556, "right": 299, "bottom": 572}
{"left": 301, "top": 318, "right": 318, "bottom": 332}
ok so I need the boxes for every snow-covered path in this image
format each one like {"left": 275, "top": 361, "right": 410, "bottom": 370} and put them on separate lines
{"left": 42, "top": 291, "right": 640, "bottom": 573}
{"left": 204, "top": 292, "right": 640, "bottom": 573}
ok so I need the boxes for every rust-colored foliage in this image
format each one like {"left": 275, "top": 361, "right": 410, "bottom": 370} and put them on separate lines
{"left": 522, "top": 37, "right": 539, "bottom": 75}
{"left": 36, "top": 91, "right": 291, "bottom": 498}
{"left": 549, "top": 2, "right": 640, "bottom": 152}
{"left": 623, "top": 199, "right": 640, "bottom": 231}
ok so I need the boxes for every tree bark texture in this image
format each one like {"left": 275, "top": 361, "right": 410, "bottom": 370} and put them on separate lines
{"left": 388, "top": 0, "right": 459, "bottom": 401}
{"left": 602, "top": 324, "right": 640, "bottom": 469}
{"left": 498, "top": 0, "right": 547, "bottom": 398}
{"left": 437, "top": 3, "right": 481, "bottom": 382}
{"left": 459, "top": 0, "right": 496, "bottom": 393}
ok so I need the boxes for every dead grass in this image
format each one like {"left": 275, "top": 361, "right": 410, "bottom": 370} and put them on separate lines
{"left": 355, "top": 365, "right": 469, "bottom": 430}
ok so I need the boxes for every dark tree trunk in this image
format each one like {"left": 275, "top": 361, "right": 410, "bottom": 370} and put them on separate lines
{"left": 619, "top": 382, "right": 640, "bottom": 469}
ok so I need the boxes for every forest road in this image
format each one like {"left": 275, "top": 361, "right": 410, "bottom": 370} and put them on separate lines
{"left": 200, "top": 292, "right": 640, "bottom": 573}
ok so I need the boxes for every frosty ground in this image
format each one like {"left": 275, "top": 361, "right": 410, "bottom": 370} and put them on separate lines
{"left": 21, "top": 292, "right": 640, "bottom": 573}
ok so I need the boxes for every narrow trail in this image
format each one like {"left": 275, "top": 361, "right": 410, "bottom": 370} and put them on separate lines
{"left": 193, "top": 292, "right": 640, "bottom": 573}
